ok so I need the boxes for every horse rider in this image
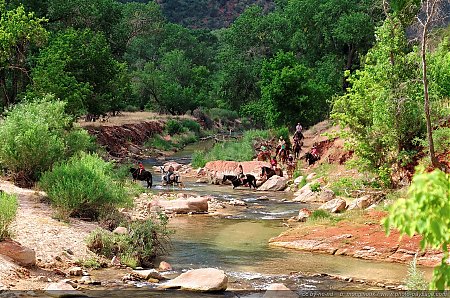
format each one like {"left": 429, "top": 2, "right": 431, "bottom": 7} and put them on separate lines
{"left": 311, "top": 144, "right": 319, "bottom": 159}
{"left": 270, "top": 156, "right": 278, "bottom": 170}
{"left": 138, "top": 162, "right": 145, "bottom": 175}
{"left": 237, "top": 164, "right": 245, "bottom": 184}
{"left": 166, "top": 165, "right": 175, "bottom": 182}
{"left": 294, "top": 122, "right": 303, "bottom": 140}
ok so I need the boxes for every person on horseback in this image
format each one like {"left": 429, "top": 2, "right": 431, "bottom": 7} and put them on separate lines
{"left": 270, "top": 156, "right": 278, "bottom": 170}
{"left": 138, "top": 162, "right": 145, "bottom": 175}
{"left": 294, "top": 122, "right": 303, "bottom": 141}
{"left": 311, "top": 144, "right": 319, "bottom": 159}
{"left": 166, "top": 165, "right": 175, "bottom": 182}
{"left": 237, "top": 164, "right": 245, "bottom": 184}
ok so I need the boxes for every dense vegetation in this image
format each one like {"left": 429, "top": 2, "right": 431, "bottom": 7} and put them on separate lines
{"left": 0, "top": 192, "right": 18, "bottom": 240}
{"left": 0, "top": 0, "right": 449, "bottom": 287}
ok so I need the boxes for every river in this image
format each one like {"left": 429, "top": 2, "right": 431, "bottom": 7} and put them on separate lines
{"left": 90, "top": 142, "right": 433, "bottom": 296}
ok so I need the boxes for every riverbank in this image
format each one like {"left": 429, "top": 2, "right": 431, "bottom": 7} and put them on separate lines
{"left": 269, "top": 210, "right": 443, "bottom": 267}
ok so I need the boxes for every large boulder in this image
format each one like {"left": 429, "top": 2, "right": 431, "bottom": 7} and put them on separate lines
{"left": 293, "top": 183, "right": 318, "bottom": 202}
{"left": 318, "top": 198, "right": 347, "bottom": 213}
{"left": 149, "top": 197, "right": 209, "bottom": 214}
{"left": 0, "top": 239, "right": 36, "bottom": 267}
{"left": 162, "top": 162, "right": 183, "bottom": 171}
{"left": 263, "top": 283, "right": 298, "bottom": 298}
{"left": 161, "top": 268, "right": 228, "bottom": 292}
{"left": 258, "top": 176, "right": 288, "bottom": 191}
{"left": 45, "top": 281, "right": 83, "bottom": 297}
{"left": 318, "top": 189, "right": 336, "bottom": 202}
{"left": 132, "top": 269, "right": 164, "bottom": 280}
{"left": 205, "top": 160, "right": 270, "bottom": 181}
{"left": 347, "top": 195, "right": 377, "bottom": 210}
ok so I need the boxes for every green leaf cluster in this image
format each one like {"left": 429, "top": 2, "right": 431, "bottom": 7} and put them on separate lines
{"left": 383, "top": 168, "right": 450, "bottom": 289}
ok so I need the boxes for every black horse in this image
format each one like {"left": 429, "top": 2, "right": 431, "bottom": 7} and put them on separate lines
{"left": 261, "top": 166, "right": 283, "bottom": 179}
{"left": 222, "top": 174, "right": 257, "bottom": 189}
{"left": 130, "top": 168, "right": 152, "bottom": 188}
{"left": 304, "top": 152, "right": 320, "bottom": 165}
{"left": 160, "top": 166, "right": 184, "bottom": 187}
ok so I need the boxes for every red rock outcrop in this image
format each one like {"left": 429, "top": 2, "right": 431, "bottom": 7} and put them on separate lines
{"left": 204, "top": 160, "right": 271, "bottom": 178}
{"left": 85, "top": 121, "right": 163, "bottom": 158}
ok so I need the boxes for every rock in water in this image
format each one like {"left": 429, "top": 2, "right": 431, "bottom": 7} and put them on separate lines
{"left": 160, "top": 268, "right": 228, "bottom": 291}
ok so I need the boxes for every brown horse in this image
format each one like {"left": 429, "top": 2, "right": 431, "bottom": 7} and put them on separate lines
{"left": 261, "top": 166, "right": 283, "bottom": 179}
{"left": 293, "top": 139, "right": 303, "bottom": 159}
{"left": 257, "top": 151, "right": 271, "bottom": 161}
{"left": 278, "top": 148, "right": 290, "bottom": 164}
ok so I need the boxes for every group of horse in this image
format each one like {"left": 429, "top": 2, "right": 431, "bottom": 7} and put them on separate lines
{"left": 129, "top": 166, "right": 183, "bottom": 189}
{"left": 222, "top": 166, "right": 284, "bottom": 189}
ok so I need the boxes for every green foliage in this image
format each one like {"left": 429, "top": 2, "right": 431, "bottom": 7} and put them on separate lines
{"left": 180, "top": 119, "right": 201, "bottom": 135}
{"left": 405, "top": 255, "right": 429, "bottom": 290}
{"left": 77, "top": 258, "right": 102, "bottom": 270}
{"left": 191, "top": 151, "right": 207, "bottom": 168}
{"left": 383, "top": 168, "right": 450, "bottom": 290}
{"left": 309, "top": 182, "right": 321, "bottom": 192}
{"left": 0, "top": 2, "right": 48, "bottom": 107}
{"left": 0, "top": 96, "right": 93, "bottom": 180}
{"left": 308, "top": 209, "right": 332, "bottom": 221}
{"left": 171, "top": 131, "right": 199, "bottom": 148}
{"left": 257, "top": 51, "right": 330, "bottom": 128}
{"left": 31, "top": 28, "right": 131, "bottom": 116}
{"left": 207, "top": 108, "right": 239, "bottom": 122}
{"left": 197, "top": 129, "right": 270, "bottom": 165}
{"left": 39, "top": 152, "right": 131, "bottom": 220}
{"left": 145, "top": 135, "right": 173, "bottom": 151}
{"left": 331, "top": 18, "right": 424, "bottom": 177}
{"left": 165, "top": 119, "right": 184, "bottom": 136}
{"left": 0, "top": 192, "right": 18, "bottom": 240}
{"left": 330, "top": 177, "right": 365, "bottom": 196}
{"left": 86, "top": 214, "right": 171, "bottom": 268}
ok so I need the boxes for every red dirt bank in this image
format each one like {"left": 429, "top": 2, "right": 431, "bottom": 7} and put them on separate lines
{"left": 269, "top": 211, "right": 442, "bottom": 267}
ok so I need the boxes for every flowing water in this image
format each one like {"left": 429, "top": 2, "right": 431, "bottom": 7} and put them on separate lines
{"left": 90, "top": 142, "right": 433, "bottom": 296}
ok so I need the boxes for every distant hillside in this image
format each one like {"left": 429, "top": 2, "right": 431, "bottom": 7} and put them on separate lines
{"left": 119, "top": 0, "right": 275, "bottom": 29}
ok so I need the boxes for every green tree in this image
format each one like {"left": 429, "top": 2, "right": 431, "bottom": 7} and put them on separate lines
{"left": 383, "top": 168, "right": 450, "bottom": 289}
{"left": 0, "top": 1, "right": 47, "bottom": 109}
{"left": 255, "top": 51, "right": 330, "bottom": 128}
{"left": 30, "top": 28, "right": 130, "bottom": 116}
{"left": 331, "top": 18, "right": 424, "bottom": 177}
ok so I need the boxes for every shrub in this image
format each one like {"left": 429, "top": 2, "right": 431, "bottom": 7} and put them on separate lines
{"left": 86, "top": 214, "right": 171, "bottom": 268}
{"left": 165, "top": 119, "right": 183, "bottom": 136}
{"left": 405, "top": 255, "right": 429, "bottom": 290}
{"left": 308, "top": 209, "right": 332, "bottom": 221}
{"left": 310, "top": 182, "right": 321, "bottom": 192}
{"left": 192, "top": 151, "right": 207, "bottom": 168}
{"left": 145, "top": 135, "right": 173, "bottom": 151}
{"left": 180, "top": 119, "right": 201, "bottom": 136}
{"left": 207, "top": 108, "right": 238, "bottom": 122}
{"left": 172, "top": 131, "right": 199, "bottom": 148}
{"left": 330, "top": 177, "right": 364, "bottom": 196}
{"left": 0, "top": 96, "right": 94, "bottom": 181}
{"left": 0, "top": 192, "right": 18, "bottom": 240}
{"left": 39, "top": 152, "right": 131, "bottom": 220}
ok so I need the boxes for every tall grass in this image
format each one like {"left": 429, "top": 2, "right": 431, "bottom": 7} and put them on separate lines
{"left": 0, "top": 192, "right": 18, "bottom": 240}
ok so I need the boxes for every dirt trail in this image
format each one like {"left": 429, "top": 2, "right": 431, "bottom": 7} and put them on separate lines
{"left": 0, "top": 179, "right": 98, "bottom": 289}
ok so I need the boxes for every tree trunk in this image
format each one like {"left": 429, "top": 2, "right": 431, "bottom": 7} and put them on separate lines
{"left": 421, "top": 27, "right": 439, "bottom": 168}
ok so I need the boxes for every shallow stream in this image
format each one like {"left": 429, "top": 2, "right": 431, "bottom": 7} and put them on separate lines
{"left": 91, "top": 142, "right": 433, "bottom": 296}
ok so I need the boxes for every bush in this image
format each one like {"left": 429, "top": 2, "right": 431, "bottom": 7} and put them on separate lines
{"left": 0, "top": 96, "right": 94, "bottom": 181}
{"left": 405, "top": 255, "right": 429, "bottom": 290}
{"left": 39, "top": 152, "right": 131, "bottom": 220}
{"left": 0, "top": 192, "right": 18, "bottom": 240}
{"left": 165, "top": 119, "right": 183, "bottom": 136}
{"left": 308, "top": 209, "right": 332, "bottom": 221}
{"left": 310, "top": 182, "right": 321, "bottom": 192}
{"left": 207, "top": 108, "right": 239, "bottom": 122}
{"left": 86, "top": 214, "right": 171, "bottom": 268}
{"left": 145, "top": 135, "right": 173, "bottom": 151}
{"left": 172, "top": 131, "right": 199, "bottom": 148}
{"left": 180, "top": 119, "right": 201, "bottom": 136}
{"left": 192, "top": 151, "right": 207, "bottom": 168}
